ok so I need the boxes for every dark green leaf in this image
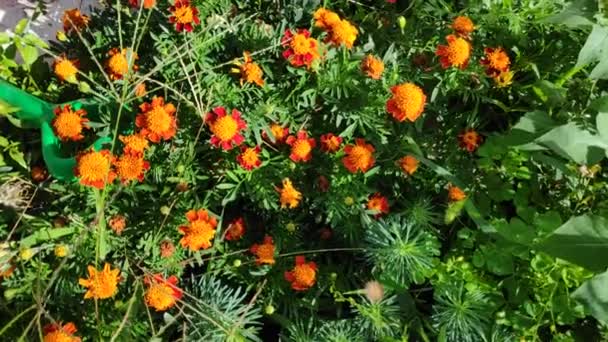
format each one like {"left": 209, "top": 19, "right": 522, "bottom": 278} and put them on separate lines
{"left": 572, "top": 270, "right": 608, "bottom": 322}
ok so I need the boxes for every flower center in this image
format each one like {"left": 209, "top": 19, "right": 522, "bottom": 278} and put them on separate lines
{"left": 108, "top": 53, "right": 128, "bottom": 75}
{"left": 211, "top": 116, "right": 238, "bottom": 141}
{"left": 55, "top": 60, "right": 77, "bottom": 78}
{"left": 241, "top": 148, "right": 259, "bottom": 166}
{"left": 256, "top": 244, "right": 274, "bottom": 260}
{"left": 294, "top": 265, "right": 315, "bottom": 286}
{"left": 146, "top": 106, "right": 172, "bottom": 133}
{"left": 54, "top": 111, "right": 82, "bottom": 137}
{"left": 78, "top": 153, "right": 110, "bottom": 181}
{"left": 146, "top": 283, "right": 176, "bottom": 310}
{"left": 174, "top": 6, "right": 194, "bottom": 24}
{"left": 292, "top": 140, "right": 312, "bottom": 157}
{"left": 349, "top": 146, "right": 371, "bottom": 168}
{"left": 446, "top": 38, "right": 470, "bottom": 65}
{"left": 291, "top": 34, "right": 311, "bottom": 55}
{"left": 394, "top": 85, "right": 425, "bottom": 113}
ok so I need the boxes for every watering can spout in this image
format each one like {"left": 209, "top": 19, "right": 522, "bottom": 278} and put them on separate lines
{"left": 0, "top": 79, "right": 53, "bottom": 127}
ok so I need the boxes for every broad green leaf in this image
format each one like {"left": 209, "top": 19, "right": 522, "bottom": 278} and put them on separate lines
{"left": 495, "top": 218, "right": 535, "bottom": 245}
{"left": 532, "top": 80, "right": 566, "bottom": 106}
{"left": 0, "top": 136, "right": 8, "bottom": 147}
{"left": 572, "top": 270, "right": 608, "bottom": 322}
{"left": 0, "top": 33, "right": 9, "bottom": 44}
{"left": 8, "top": 147, "right": 26, "bottom": 169}
{"left": 577, "top": 25, "right": 608, "bottom": 67}
{"left": 20, "top": 227, "right": 75, "bottom": 247}
{"left": 14, "top": 19, "right": 28, "bottom": 35}
{"left": 597, "top": 112, "right": 608, "bottom": 142}
{"left": 543, "top": 0, "right": 596, "bottom": 27}
{"left": 502, "top": 111, "right": 556, "bottom": 146}
{"left": 23, "top": 33, "right": 48, "bottom": 49}
{"left": 589, "top": 96, "right": 608, "bottom": 112}
{"left": 19, "top": 45, "right": 38, "bottom": 66}
{"left": 537, "top": 215, "right": 608, "bottom": 272}
{"left": 535, "top": 123, "right": 607, "bottom": 164}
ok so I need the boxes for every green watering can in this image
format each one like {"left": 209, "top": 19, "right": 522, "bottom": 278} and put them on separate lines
{"left": 0, "top": 79, "right": 112, "bottom": 180}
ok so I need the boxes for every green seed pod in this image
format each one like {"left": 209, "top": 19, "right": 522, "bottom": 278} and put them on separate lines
{"left": 233, "top": 259, "right": 242, "bottom": 267}
{"left": 264, "top": 304, "right": 275, "bottom": 315}
{"left": 160, "top": 206, "right": 170, "bottom": 215}
{"left": 398, "top": 16, "right": 407, "bottom": 31}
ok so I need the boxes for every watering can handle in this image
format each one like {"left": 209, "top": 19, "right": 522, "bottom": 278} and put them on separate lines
{"left": 0, "top": 79, "right": 111, "bottom": 181}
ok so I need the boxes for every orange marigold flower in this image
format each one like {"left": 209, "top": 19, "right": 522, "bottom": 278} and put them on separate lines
{"left": 144, "top": 274, "right": 183, "bottom": 312}
{"left": 436, "top": 34, "right": 471, "bottom": 69}
{"left": 78, "top": 263, "right": 120, "bottom": 300}
{"left": 314, "top": 8, "right": 341, "bottom": 30}
{"left": 62, "top": 8, "right": 89, "bottom": 34}
{"left": 276, "top": 178, "right": 302, "bottom": 209}
{"left": 286, "top": 131, "right": 316, "bottom": 162}
{"left": 43, "top": 322, "right": 81, "bottom": 342}
{"left": 320, "top": 133, "right": 342, "bottom": 153}
{"left": 398, "top": 155, "right": 419, "bottom": 175}
{"left": 52, "top": 104, "right": 89, "bottom": 141}
{"left": 458, "top": 128, "right": 483, "bottom": 152}
{"left": 128, "top": 0, "right": 156, "bottom": 9}
{"left": 53, "top": 55, "right": 79, "bottom": 83}
{"left": 237, "top": 146, "right": 262, "bottom": 170}
{"left": 326, "top": 19, "right": 358, "bottom": 49}
{"left": 109, "top": 215, "right": 126, "bottom": 235}
{"left": 451, "top": 16, "right": 475, "bottom": 37}
{"left": 264, "top": 123, "right": 289, "bottom": 143}
{"left": 232, "top": 51, "right": 264, "bottom": 87}
{"left": 448, "top": 184, "right": 467, "bottom": 202}
{"left": 31, "top": 165, "right": 49, "bottom": 183}
{"left": 134, "top": 82, "right": 147, "bottom": 97}
{"left": 119, "top": 134, "right": 149, "bottom": 154}
{"left": 361, "top": 55, "right": 384, "bottom": 80}
{"left": 281, "top": 29, "right": 321, "bottom": 68}
{"left": 105, "top": 48, "right": 138, "bottom": 81}
{"left": 367, "top": 193, "right": 389, "bottom": 217}
{"left": 494, "top": 70, "right": 514, "bottom": 88}
{"left": 342, "top": 138, "right": 375, "bottom": 173}
{"left": 135, "top": 96, "right": 177, "bottom": 143}
{"left": 481, "top": 47, "right": 510, "bottom": 77}
{"left": 225, "top": 217, "right": 246, "bottom": 241}
{"left": 284, "top": 256, "right": 317, "bottom": 291}
{"left": 74, "top": 149, "right": 116, "bottom": 189}
{"left": 179, "top": 209, "right": 217, "bottom": 251}
{"left": 160, "top": 240, "right": 175, "bottom": 258}
{"left": 169, "top": 0, "right": 200, "bottom": 33}
{"left": 250, "top": 235, "right": 275, "bottom": 265}
{"left": 113, "top": 151, "right": 150, "bottom": 184}
{"left": 206, "top": 106, "right": 247, "bottom": 151}
{"left": 386, "top": 83, "right": 427, "bottom": 122}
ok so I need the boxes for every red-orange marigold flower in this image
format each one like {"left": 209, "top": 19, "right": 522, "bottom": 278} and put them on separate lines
{"left": 43, "top": 322, "right": 81, "bottom": 342}
{"left": 74, "top": 149, "right": 116, "bottom": 189}
{"left": 52, "top": 104, "right": 89, "bottom": 141}
{"left": 128, "top": 0, "right": 156, "bottom": 9}
{"left": 53, "top": 55, "right": 79, "bottom": 83}
{"left": 206, "top": 106, "right": 247, "bottom": 150}
{"left": 436, "top": 34, "right": 471, "bottom": 69}
{"left": 144, "top": 274, "right": 182, "bottom": 312}
{"left": 286, "top": 131, "right": 316, "bottom": 162}
{"left": 342, "top": 138, "right": 375, "bottom": 173}
{"left": 250, "top": 235, "right": 275, "bottom": 265}
{"left": 233, "top": 51, "right": 264, "bottom": 87}
{"left": 78, "top": 263, "right": 121, "bottom": 299}
{"left": 458, "top": 128, "right": 483, "bottom": 152}
{"left": 113, "top": 151, "right": 150, "bottom": 184}
{"left": 361, "top": 55, "right": 384, "bottom": 80}
{"left": 179, "top": 209, "right": 217, "bottom": 251}
{"left": 398, "top": 155, "right": 419, "bottom": 175}
{"left": 320, "top": 133, "right": 342, "bottom": 153}
{"left": 276, "top": 178, "right": 302, "bottom": 209}
{"left": 481, "top": 47, "right": 511, "bottom": 77}
{"left": 109, "top": 215, "right": 126, "bottom": 235}
{"left": 264, "top": 123, "right": 289, "bottom": 143}
{"left": 225, "top": 217, "right": 246, "bottom": 241}
{"left": 62, "top": 8, "right": 89, "bottom": 34}
{"left": 326, "top": 19, "right": 358, "bottom": 49}
{"left": 106, "top": 48, "right": 138, "bottom": 81}
{"left": 451, "top": 16, "right": 475, "bottom": 37}
{"left": 448, "top": 185, "right": 467, "bottom": 202}
{"left": 314, "top": 8, "right": 341, "bottom": 30}
{"left": 119, "top": 134, "right": 149, "bottom": 154}
{"left": 136, "top": 96, "right": 177, "bottom": 143}
{"left": 169, "top": 0, "right": 200, "bottom": 33}
{"left": 367, "top": 193, "right": 389, "bottom": 217}
{"left": 284, "top": 256, "right": 317, "bottom": 291}
{"left": 237, "top": 146, "right": 262, "bottom": 170}
{"left": 281, "top": 29, "right": 321, "bottom": 68}
{"left": 386, "top": 83, "right": 427, "bottom": 122}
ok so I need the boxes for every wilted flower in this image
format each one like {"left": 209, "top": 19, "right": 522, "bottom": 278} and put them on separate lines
{"left": 62, "top": 8, "right": 89, "bottom": 34}
{"left": 361, "top": 55, "right": 384, "bottom": 80}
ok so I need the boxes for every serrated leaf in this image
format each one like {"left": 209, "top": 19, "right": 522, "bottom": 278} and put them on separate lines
{"left": 8, "top": 147, "right": 26, "bottom": 169}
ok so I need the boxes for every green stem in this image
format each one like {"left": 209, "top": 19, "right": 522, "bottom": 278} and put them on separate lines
{"left": 0, "top": 305, "right": 36, "bottom": 336}
{"left": 555, "top": 64, "right": 586, "bottom": 87}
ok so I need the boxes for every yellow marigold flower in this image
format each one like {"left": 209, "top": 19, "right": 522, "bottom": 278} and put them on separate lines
{"left": 232, "top": 51, "right": 264, "bottom": 87}
{"left": 361, "top": 55, "right": 384, "bottom": 80}
{"left": 494, "top": 70, "right": 514, "bottom": 88}
{"left": 314, "top": 8, "right": 341, "bottom": 30}
{"left": 119, "top": 134, "right": 149, "bottom": 154}
{"left": 43, "top": 322, "right": 81, "bottom": 342}
{"left": 113, "top": 151, "right": 150, "bottom": 184}
{"left": 52, "top": 104, "right": 89, "bottom": 141}
{"left": 448, "top": 185, "right": 466, "bottom": 202}
{"left": 250, "top": 235, "right": 275, "bottom": 265}
{"left": 78, "top": 263, "right": 120, "bottom": 300}
{"left": 105, "top": 48, "right": 138, "bottom": 81}
{"left": 436, "top": 35, "right": 471, "bottom": 69}
{"left": 276, "top": 178, "right": 302, "bottom": 209}
{"left": 481, "top": 47, "right": 510, "bottom": 76}
{"left": 386, "top": 83, "right": 426, "bottom": 122}
{"left": 398, "top": 155, "right": 419, "bottom": 175}
{"left": 144, "top": 274, "right": 182, "bottom": 312}
{"left": 327, "top": 19, "right": 358, "bottom": 49}
{"left": 19, "top": 248, "right": 34, "bottom": 261}
{"left": 179, "top": 209, "right": 217, "bottom": 251}
{"left": 54, "top": 245, "right": 69, "bottom": 258}
{"left": 62, "top": 8, "right": 89, "bottom": 34}
{"left": 53, "top": 55, "right": 79, "bottom": 83}
{"left": 342, "top": 138, "right": 375, "bottom": 173}
{"left": 284, "top": 256, "right": 317, "bottom": 291}
{"left": 74, "top": 149, "right": 116, "bottom": 189}
{"left": 109, "top": 214, "right": 126, "bottom": 235}
{"left": 135, "top": 96, "right": 177, "bottom": 143}
{"left": 451, "top": 16, "right": 475, "bottom": 36}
